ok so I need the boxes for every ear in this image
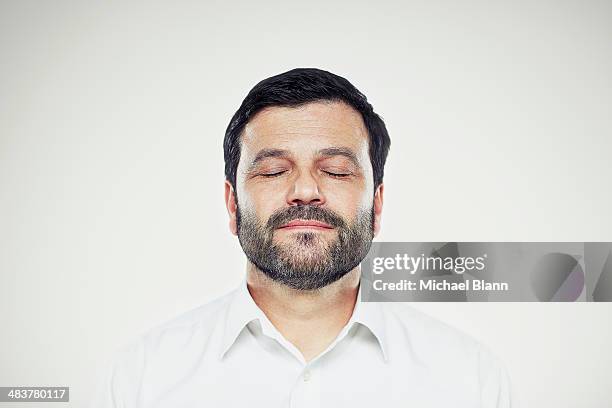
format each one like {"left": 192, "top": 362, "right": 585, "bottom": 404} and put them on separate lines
{"left": 224, "top": 180, "right": 238, "bottom": 236}
{"left": 373, "top": 183, "right": 384, "bottom": 237}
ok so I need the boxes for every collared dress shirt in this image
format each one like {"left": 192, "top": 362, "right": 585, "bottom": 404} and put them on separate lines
{"left": 91, "top": 279, "right": 513, "bottom": 408}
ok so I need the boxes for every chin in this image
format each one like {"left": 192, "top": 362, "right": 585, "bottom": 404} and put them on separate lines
{"left": 282, "top": 233, "right": 332, "bottom": 249}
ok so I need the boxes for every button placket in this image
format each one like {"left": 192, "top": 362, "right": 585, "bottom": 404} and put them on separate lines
{"left": 289, "top": 363, "right": 322, "bottom": 408}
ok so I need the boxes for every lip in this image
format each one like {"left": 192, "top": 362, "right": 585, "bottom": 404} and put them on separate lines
{"left": 277, "top": 219, "right": 334, "bottom": 230}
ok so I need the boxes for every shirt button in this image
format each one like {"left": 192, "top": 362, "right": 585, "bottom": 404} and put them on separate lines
{"left": 303, "top": 370, "right": 312, "bottom": 382}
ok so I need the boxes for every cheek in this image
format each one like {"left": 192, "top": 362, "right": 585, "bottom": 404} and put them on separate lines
{"left": 321, "top": 172, "right": 374, "bottom": 204}
{"left": 238, "top": 184, "right": 285, "bottom": 222}
{"left": 324, "top": 184, "right": 372, "bottom": 220}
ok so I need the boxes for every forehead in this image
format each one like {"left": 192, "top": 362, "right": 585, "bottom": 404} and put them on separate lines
{"left": 241, "top": 101, "right": 369, "bottom": 155}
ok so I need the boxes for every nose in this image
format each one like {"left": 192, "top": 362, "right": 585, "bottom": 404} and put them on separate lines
{"left": 286, "top": 170, "right": 325, "bottom": 206}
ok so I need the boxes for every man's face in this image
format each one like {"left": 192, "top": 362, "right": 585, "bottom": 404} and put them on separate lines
{"left": 225, "top": 101, "right": 384, "bottom": 290}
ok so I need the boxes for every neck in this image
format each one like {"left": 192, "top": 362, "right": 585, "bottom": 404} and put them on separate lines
{"left": 246, "top": 262, "right": 360, "bottom": 362}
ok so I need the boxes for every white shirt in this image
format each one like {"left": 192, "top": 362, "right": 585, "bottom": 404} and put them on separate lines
{"left": 92, "top": 279, "right": 514, "bottom": 408}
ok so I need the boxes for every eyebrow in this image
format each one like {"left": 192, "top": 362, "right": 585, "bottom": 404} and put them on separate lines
{"left": 317, "top": 147, "right": 361, "bottom": 168}
{"left": 247, "top": 146, "right": 362, "bottom": 171}
{"left": 248, "top": 148, "right": 291, "bottom": 171}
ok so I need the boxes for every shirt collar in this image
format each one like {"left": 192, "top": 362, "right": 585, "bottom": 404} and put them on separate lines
{"left": 218, "top": 278, "right": 263, "bottom": 360}
{"left": 350, "top": 287, "right": 390, "bottom": 362}
{"left": 219, "top": 278, "right": 390, "bottom": 363}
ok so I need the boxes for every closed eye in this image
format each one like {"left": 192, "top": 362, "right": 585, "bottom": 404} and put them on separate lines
{"left": 261, "top": 170, "right": 287, "bottom": 177}
{"left": 324, "top": 171, "right": 351, "bottom": 178}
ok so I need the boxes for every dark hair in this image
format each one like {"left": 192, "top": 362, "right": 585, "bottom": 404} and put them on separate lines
{"left": 223, "top": 68, "right": 391, "bottom": 190}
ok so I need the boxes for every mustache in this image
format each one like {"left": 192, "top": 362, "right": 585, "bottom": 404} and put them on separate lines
{"left": 266, "top": 205, "right": 347, "bottom": 230}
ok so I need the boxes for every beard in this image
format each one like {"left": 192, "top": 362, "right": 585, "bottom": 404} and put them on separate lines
{"left": 236, "top": 203, "right": 374, "bottom": 290}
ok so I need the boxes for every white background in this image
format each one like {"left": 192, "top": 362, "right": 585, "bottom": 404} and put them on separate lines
{"left": 1, "top": 1, "right": 611, "bottom": 407}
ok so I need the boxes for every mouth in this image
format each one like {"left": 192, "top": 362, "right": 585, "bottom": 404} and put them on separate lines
{"left": 277, "top": 219, "right": 334, "bottom": 231}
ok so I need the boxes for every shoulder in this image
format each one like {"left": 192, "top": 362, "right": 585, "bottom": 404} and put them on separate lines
{"left": 91, "top": 290, "right": 237, "bottom": 408}
{"left": 378, "top": 303, "right": 514, "bottom": 407}
{"left": 140, "top": 289, "right": 235, "bottom": 345}
{"left": 112, "top": 288, "right": 236, "bottom": 371}
{"left": 382, "top": 302, "right": 482, "bottom": 353}
{"left": 379, "top": 302, "right": 506, "bottom": 376}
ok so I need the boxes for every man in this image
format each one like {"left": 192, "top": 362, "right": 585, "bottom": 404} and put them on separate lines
{"left": 92, "top": 68, "right": 513, "bottom": 407}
